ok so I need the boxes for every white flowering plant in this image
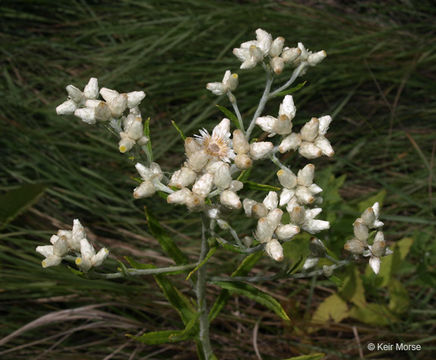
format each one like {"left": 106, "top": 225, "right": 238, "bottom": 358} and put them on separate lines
{"left": 36, "top": 28, "right": 393, "bottom": 359}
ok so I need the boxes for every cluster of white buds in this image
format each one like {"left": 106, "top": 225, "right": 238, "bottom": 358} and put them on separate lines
{"left": 133, "top": 162, "right": 168, "bottom": 199}
{"left": 279, "top": 115, "right": 334, "bottom": 159}
{"left": 206, "top": 70, "right": 239, "bottom": 96}
{"left": 243, "top": 191, "right": 300, "bottom": 261}
{"left": 36, "top": 219, "right": 109, "bottom": 272}
{"left": 277, "top": 164, "right": 323, "bottom": 207}
{"left": 256, "top": 95, "right": 296, "bottom": 136}
{"left": 344, "top": 202, "right": 391, "bottom": 274}
{"left": 233, "top": 28, "right": 326, "bottom": 74}
{"left": 56, "top": 78, "right": 148, "bottom": 153}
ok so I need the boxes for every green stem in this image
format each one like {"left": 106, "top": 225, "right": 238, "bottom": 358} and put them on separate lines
{"left": 94, "top": 263, "right": 196, "bottom": 279}
{"left": 196, "top": 214, "right": 214, "bottom": 359}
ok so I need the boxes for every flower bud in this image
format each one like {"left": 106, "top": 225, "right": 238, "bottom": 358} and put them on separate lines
{"left": 300, "top": 117, "right": 319, "bottom": 142}
{"left": 314, "top": 137, "right": 334, "bottom": 157}
{"left": 308, "top": 50, "right": 327, "bottom": 66}
{"left": 108, "top": 93, "right": 128, "bottom": 118}
{"left": 255, "top": 217, "right": 274, "bottom": 243}
{"left": 212, "top": 162, "right": 232, "bottom": 190}
{"left": 187, "top": 150, "right": 209, "bottom": 172}
{"left": 74, "top": 108, "right": 96, "bottom": 125}
{"left": 289, "top": 205, "right": 305, "bottom": 224}
{"left": 296, "top": 186, "right": 315, "bottom": 204}
{"left": 167, "top": 188, "right": 191, "bottom": 204}
{"left": 255, "top": 116, "right": 276, "bottom": 134}
{"left": 371, "top": 231, "right": 386, "bottom": 257}
{"left": 277, "top": 168, "right": 297, "bottom": 189}
{"left": 269, "top": 36, "right": 285, "bottom": 57}
{"left": 234, "top": 154, "right": 253, "bottom": 169}
{"left": 263, "top": 191, "right": 278, "bottom": 210}
{"left": 220, "top": 190, "right": 242, "bottom": 209}
{"left": 56, "top": 100, "right": 77, "bottom": 115}
{"left": 184, "top": 137, "right": 202, "bottom": 157}
{"left": 297, "top": 164, "right": 315, "bottom": 186}
{"left": 298, "top": 142, "right": 322, "bottom": 159}
{"left": 310, "top": 238, "right": 326, "bottom": 257}
{"left": 302, "top": 257, "right": 319, "bottom": 270}
{"left": 192, "top": 173, "right": 214, "bottom": 198}
{"left": 353, "top": 219, "right": 369, "bottom": 243}
{"left": 119, "top": 133, "right": 135, "bottom": 153}
{"left": 66, "top": 85, "right": 84, "bottom": 103}
{"left": 229, "top": 180, "right": 243, "bottom": 192}
{"left": 344, "top": 238, "right": 365, "bottom": 254}
{"left": 127, "top": 91, "right": 146, "bottom": 108}
{"left": 275, "top": 224, "right": 300, "bottom": 240}
{"left": 169, "top": 167, "right": 197, "bottom": 188}
{"left": 252, "top": 203, "right": 268, "bottom": 218}
{"left": 100, "top": 87, "right": 118, "bottom": 103}
{"left": 279, "top": 188, "right": 295, "bottom": 206}
{"left": 281, "top": 47, "right": 301, "bottom": 63}
{"left": 266, "top": 208, "right": 283, "bottom": 229}
{"left": 271, "top": 56, "right": 285, "bottom": 75}
{"left": 84, "top": 78, "right": 99, "bottom": 99}
{"left": 279, "top": 133, "right": 301, "bottom": 153}
{"left": 133, "top": 180, "right": 155, "bottom": 198}
{"left": 265, "top": 239, "right": 284, "bottom": 261}
{"left": 250, "top": 142, "right": 274, "bottom": 160}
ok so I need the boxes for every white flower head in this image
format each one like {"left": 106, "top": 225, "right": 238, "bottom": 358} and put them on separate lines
{"left": 298, "top": 116, "right": 334, "bottom": 159}
{"left": 195, "top": 118, "right": 235, "bottom": 163}
{"left": 233, "top": 28, "right": 273, "bottom": 69}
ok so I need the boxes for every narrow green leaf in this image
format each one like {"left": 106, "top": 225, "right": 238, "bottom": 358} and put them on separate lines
{"left": 143, "top": 117, "right": 153, "bottom": 162}
{"left": 236, "top": 168, "right": 251, "bottom": 182}
{"left": 213, "top": 280, "right": 290, "bottom": 321}
{"left": 244, "top": 181, "right": 281, "bottom": 192}
{"left": 0, "top": 183, "right": 46, "bottom": 228}
{"left": 171, "top": 120, "right": 186, "bottom": 140}
{"left": 186, "top": 247, "right": 216, "bottom": 280}
{"left": 216, "top": 104, "right": 240, "bottom": 129}
{"left": 125, "top": 257, "right": 196, "bottom": 325}
{"left": 209, "top": 252, "right": 262, "bottom": 322}
{"left": 273, "top": 81, "right": 307, "bottom": 97}
{"left": 144, "top": 207, "right": 188, "bottom": 265}
{"left": 132, "top": 313, "right": 198, "bottom": 344}
{"left": 282, "top": 353, "right": 325, "bottom": 360}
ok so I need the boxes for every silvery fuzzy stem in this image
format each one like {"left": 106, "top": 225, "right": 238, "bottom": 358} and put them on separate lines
{"left": 227, "top": 91, "right": 245, "bottom": 133}
{"left": 270, "top": 153, "right": 288, "bottom": 171}
{"left": 94, "top": 263, "right": 197, "bottom": 279}
{"left": 246, "top": 71, "right": 274, "bottom": 139}
{"left": 197, "top": 214, "right": 214, "bottom": 359}
{"left": 269, "top": 63, "right": 306, "bottom": 98}
{"left": 210, "top": 260, "right": 350, "bottom": 283}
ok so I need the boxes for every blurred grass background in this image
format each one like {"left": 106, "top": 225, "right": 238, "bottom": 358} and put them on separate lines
{"left": 0, "top": 0, "right": 435, "bottom": 359}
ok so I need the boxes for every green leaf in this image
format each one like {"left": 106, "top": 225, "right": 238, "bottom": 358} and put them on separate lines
{"left": 143, "top": 117, "right": 153, "bottom": 161}
{"left": 213, "top": 280, "right": 290, "bottom": 321}
{"left": 282, "top": 353, "right": 325, "bottom": 360}
{"left": 357, "top": 189, "right": 386, "bottom": 213}
{"left": 0, "top": 183, "right": 46, "bottom": 228}
{"left": 348, "top": 303, "right": 398, "bottom": 325}
{"left": 339, "top": 266, "right": 366, "bottom": 307}
{"left": 125, "top": 257, "right": 196, "bottom": 325}
{"left": 244, "top": 181, "right": 280, "bottom": 192}
{"left": 216, "top": 104, "right": 240, "bottom": 129}
{"left": 171, "top": 120, "right": 186, "bottom": 140}
{"left": 236, "top": 168, "right": 251, "bottom": 182}
{"left": 186, "top": 247, "right": 216, "bottom": 280}
{"left": 132, "top": 313, "right": 199, "bottom": 344}
{"left": 144, "top": 207, "right": 188, "bottom": 265}
{"left": 273, "top": 81, "right": 307, "bottom": 97}
{"left": 283, "top": 234, "right": 310, "bottom": 274}
{"left": 312, "top": 294, "right": 348, "bottom": 324}
{"left": 209, "top": 252, "right": 263, "bottom": 323}
{"left": 155, "top": 274, "right": 197, "bottom": 325}
{"left": 388, "top": 279, "right": 409, "bottom": 314}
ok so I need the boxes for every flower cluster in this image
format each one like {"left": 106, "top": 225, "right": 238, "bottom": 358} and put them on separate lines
{"left": 344, "top": 202, "right": 392, "bottom": 274}
{"left": 36, "top": 219, "right": 109, "bottom": 272}
{"left": 232, "top": 28, "right": 326, "bottom": 74}
{"left": 56, "top": 78, "right": 147, "bottom": 153}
